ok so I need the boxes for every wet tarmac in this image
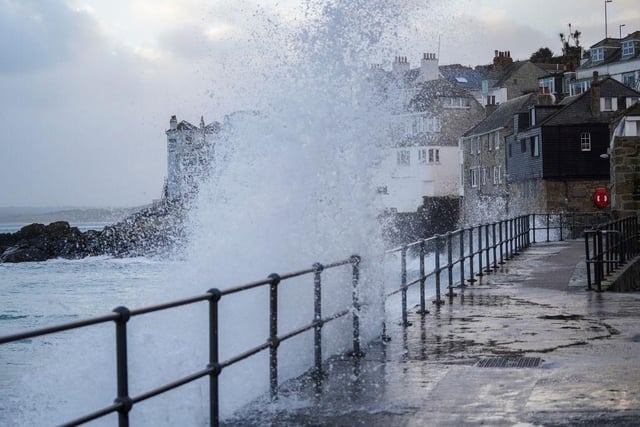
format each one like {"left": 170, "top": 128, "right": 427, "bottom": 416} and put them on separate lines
{"left": 224, "top": 241, "right": 640, "bottom": 426}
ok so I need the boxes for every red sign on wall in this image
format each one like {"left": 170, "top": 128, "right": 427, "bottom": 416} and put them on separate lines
{"left": 593, "top": 189, "right": 610, "bottom": 208}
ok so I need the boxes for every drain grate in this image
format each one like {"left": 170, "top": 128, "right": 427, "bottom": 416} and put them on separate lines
{"left": 476, "top": 356, "right": 542, "bottom": 368}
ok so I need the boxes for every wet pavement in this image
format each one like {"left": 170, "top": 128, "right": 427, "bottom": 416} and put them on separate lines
{"left": 224, "top": 240, "right": 640, "bottom": 426}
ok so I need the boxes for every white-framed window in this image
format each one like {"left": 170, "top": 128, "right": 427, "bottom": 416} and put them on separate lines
{"left": 470, "top": 168, "right": 479, "bottom": 188}
{"left": 532, "top": 136, "right": 540, "bottom": 157}
{"left": 493, "top": 166, "right": 498, "bottom": 184}
{"left": 623, "top": 73, "right": 637, "bottom": 90}
{"left": 418, "top": 148, "right": 427, "bottom": 164}
{"left": 482, "top": 168, "right": 487, "bottom": 186}
{"left": 494, "top": 131, "right": 500, "bottom": 150}
{"left": 475, "top": 136, "right": 480, "bottom": 154}
{"left": 397, "top": 150, "right": 411, "bottom": 165}
{"left": 529, "top": 107, "right": 536, "bottom": 126}
{"left": 498, "top": 165, "right": 502, "bottom": 184}
{"left": 428, "top": 148, "right": 440, "bottom": 164}
{"left": 592, "top": 47, "right": 604, "bottom": 62}
{"left": 603, "top": 97, "right": 614, "bottom": 111}
{"left": 580, "top": 133, "right": 591, "bottom": 151}
{"left": 622, "top": 40, "right": 634, "bottom": 57}
{"left": 444, "top": 97, "right": 470, "bottom": 109}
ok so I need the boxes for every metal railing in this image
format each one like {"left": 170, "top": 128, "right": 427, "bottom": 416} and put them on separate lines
{"left": 384, "top": 212, "right": 611, "bottom": 325}
{"left": 584, "top": 216, "right": 640, "bottom": 291}
{"left": 0, "top": 255, "right": 362, "bottom": 427}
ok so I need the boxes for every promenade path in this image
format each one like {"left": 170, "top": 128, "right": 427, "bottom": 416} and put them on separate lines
{"left": 225, "top": 240, "right": 640, "bottom": 426}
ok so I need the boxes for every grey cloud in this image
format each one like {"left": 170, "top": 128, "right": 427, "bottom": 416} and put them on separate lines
{"left": 0, "top": 0, "right": 99, "bottom": 74}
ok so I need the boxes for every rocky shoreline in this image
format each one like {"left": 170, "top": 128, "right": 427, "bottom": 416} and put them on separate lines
{"left": 0, "top": 201, "right": 186, "bottom": 263}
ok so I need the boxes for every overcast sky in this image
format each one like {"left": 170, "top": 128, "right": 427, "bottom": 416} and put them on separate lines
{"left": 1, "top": 0, "right": 638, "bottom": 208}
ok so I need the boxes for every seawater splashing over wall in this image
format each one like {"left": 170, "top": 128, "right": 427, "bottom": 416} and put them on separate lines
{"left": 176, "top": 0, "right": 404, "bottom": 421}
{"left": 10, "top": 1, "right": 449, "bottom": 425}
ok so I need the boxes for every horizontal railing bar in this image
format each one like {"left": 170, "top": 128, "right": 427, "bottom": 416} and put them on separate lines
{"left": 132, "top": 367, "right": 212, "bottom": 405}
{"left": 130, "top": 294, "right": 211, "bottom": 316}
{"left": 220, "top": 342, "right": 272, "bottom": 369}
{"left": 0, "top": 313, "right": 119, "bottom": 345}
{"left": 59, "top": 402, "right": 123, "bottom": 427}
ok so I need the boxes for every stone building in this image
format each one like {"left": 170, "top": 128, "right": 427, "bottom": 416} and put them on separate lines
{"left": 609, "top": 102, "right": 640, "bottom": 216}
{"left": 459, "top": 93, "right": 537, "bottom": 225}
{"left": 165, "top": 115, "right": 220, "bottom": 201}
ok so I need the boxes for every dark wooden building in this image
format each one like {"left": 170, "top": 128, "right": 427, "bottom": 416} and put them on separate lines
{"left": 506, "top": 73, "right": 640, "bottom": 213}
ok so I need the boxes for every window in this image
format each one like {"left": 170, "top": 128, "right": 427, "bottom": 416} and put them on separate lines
{"left": 494, "top": 132, "right": 500, "bottom": 150}
{"left": 623, "top": 73, "right": 637, "bottom": 90}
{"left": 509, "top": 143, "right": 512, "bottom": 158}
{"left": 444, "top": 97, "right": 470, "bottom": 109}
{"left": 580, "top": 133, "right": 591, "bottom": 151}
{"left": 529, "top": 107, "right": 536, "bottom": 126}
{"left": 493, "top": 166, "right": 499, "bottom": 185}
{"left": 520, "top": 139, "right": 527, "bottom": 153}
{"left": 470, "top": 168, "right": 479, "bottom": 188}
{"left": 498, "top": 165, "right": 502, "bottom": 184}
{"left": 482, "top": 168, "right": 487, "bottom": 186}
{"left": 603, "top": 97, "right": 613, "bottom": 111}
{"left": 377, "top": 186, "right": 388, "bottom": 194}
{"left": 622, "top": 40, "right": 634, "bottom": 57}
{"left": 397, "top": 150, "right": 410, "bottom": 165}
{"left": 418, "top": 148, "right": 427, "bottom": 164}
{"left": 531, "top": 136, "right": 540, "bottom": 157}
{"left": 427, "top": 148, "right": 440, "bottom": 164}
{"left": 476, "top": 137, "right": 480, "bottom": 154}
{"left": 592, "top": 47, "right": 604, "bottom": 62}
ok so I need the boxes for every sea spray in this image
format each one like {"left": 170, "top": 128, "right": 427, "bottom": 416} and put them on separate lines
{"left": 8, "top": 1, "right": 436, "bottom": 425}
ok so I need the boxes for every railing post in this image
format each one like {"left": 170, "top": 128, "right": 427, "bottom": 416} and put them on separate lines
{"left": 491, "top": 222, "right": 498, "bottom": 269}
{"left": 468, "top": 227, "right": 476, "bottom": 283}
{"left": 484, "top": 224, "right": 491, "bottom": 273}
{"left": 459, "top": 230, "right": 466, "bottom": 287}
{"left": 499, "top": 220, "right": 505, "bottom": 265}
{"left": 312, "top": 263, "right": 324, "bottom": 383}
{"left": 401, "top": 246, "right": 409, "bottom": 327}
{"left": 207, "top": 289, "right": 222, "bottom": 427}
{"left": 584, "top": 233, "right": 593, "bottom": 291}
{"left": 351, "top": 255, "right": 363, "bottom": 357}
{"left": 447, "top": 232, "right": 455, "bottom": 298}
{"left": 433, "top": 236, "right": 444, "bottom": 306}
{"left": 419, "top": 240, "right": 428, "bottom": 314}
{"left": 532, "top": 213, "right": 537, "bottom": 244}
{"left": 268, "top": 273, "right": 281, "bottom": 399}
{"left": 595, "top": 232, "right": 604, "bottom": 292}
{"left": 112, "top": 306, "right": 132, "bottom": 427}
{"left": 477, "top": 225, "right": 484, "bottom": 276}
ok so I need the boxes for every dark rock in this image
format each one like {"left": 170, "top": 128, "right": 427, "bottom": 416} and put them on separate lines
{"left": 0, "top": 199, "right": 188, "bottom": 263}
{"left": 0, "top": 243, "right": 49, "bottom": 263}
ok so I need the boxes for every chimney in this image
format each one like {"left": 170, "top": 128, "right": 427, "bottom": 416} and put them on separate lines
{"left": 170, "top": 115, "right": 177, "bottom": 130}
{"left": 493, "top": 50, "right": 514, "bottom": 71}
{"left": 485, "top": 95, "right": 497, "bottom": 117}
{"left": 420, "top": 52, "right": 439, "bottom": 82}
{"left": 392, "top": 56, "right": 410, "bottom": 75}
{"left": 590, "top": 71, "right": 601, "bottom": 117}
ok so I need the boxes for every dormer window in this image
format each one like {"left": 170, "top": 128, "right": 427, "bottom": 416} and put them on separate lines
{"left": 592, "top": 47, "right": 604, "bottom": 62}
{"left": 622, "top": 40, "right": 634, "bottom": 57}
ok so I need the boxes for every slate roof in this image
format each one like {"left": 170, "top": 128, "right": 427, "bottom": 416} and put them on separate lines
{"left": 408, "top": 78, "right": 476, "bottom": 112}
{"left": 541, "top": 77, "right": 640, "bottom": 126}
{"left": 439, "top": 65, "right": 486, "bottom": 91}
{"left": 578, "top": 31, "right": 640, "bottom": 69}
{"left": 464, "top": 93, "right": 537, "bottom": 137}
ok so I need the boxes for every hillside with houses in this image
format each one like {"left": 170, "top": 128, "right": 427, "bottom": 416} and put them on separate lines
{"left": 165, "top": 30, "right": 640, "bottom": 241}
